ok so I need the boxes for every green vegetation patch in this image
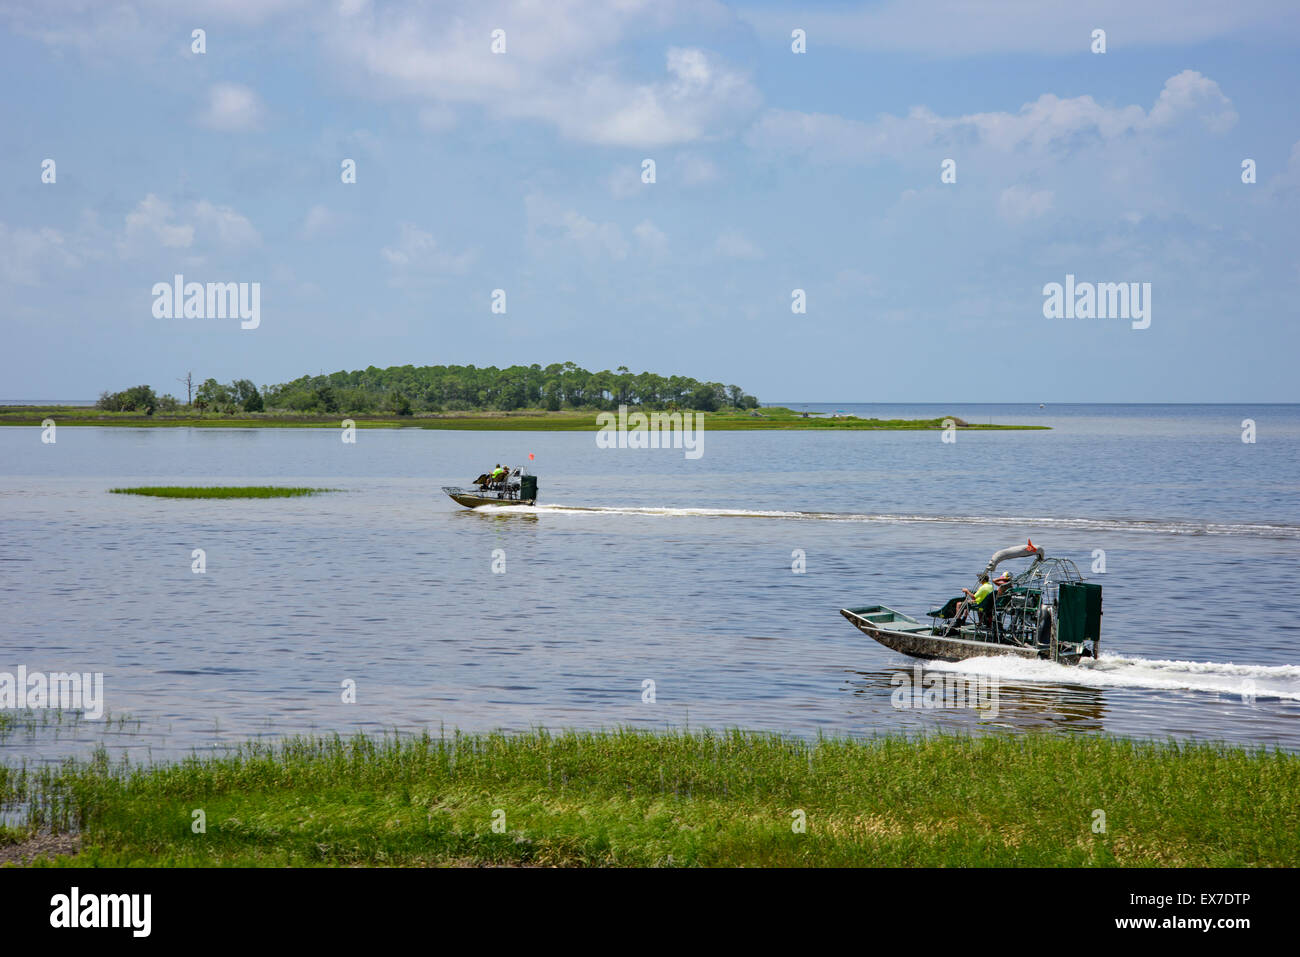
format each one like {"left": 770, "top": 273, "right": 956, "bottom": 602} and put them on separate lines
{"left": 5, "top": 729, "right": 1295, "bottom": 867}
{"left": 109, "top": 486, "right": 335, "bottom": 499}
{"left": 1, "top": 406, "right": 1046, "bottom": 431}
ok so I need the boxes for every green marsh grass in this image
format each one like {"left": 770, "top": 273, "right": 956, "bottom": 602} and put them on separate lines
{"left": 1, "top": 405, "right": 1045, "bottom": 431}
{"left": 110, "top": 486, "right": 335, "bottom": 499}
{"left": 4, "top": 729, "right": 1296, "bottom": 867}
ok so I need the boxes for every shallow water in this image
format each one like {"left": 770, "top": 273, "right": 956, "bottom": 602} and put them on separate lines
{"left": 1, "top": 403, "right": 1298, "bottom": 763}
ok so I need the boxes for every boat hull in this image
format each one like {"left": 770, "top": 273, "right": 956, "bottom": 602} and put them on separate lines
{"left": 442, "top": 487, "right": 535, "bottom": 509}
{"left": 840, "top": 606, "right": 1045, "bottom": 663}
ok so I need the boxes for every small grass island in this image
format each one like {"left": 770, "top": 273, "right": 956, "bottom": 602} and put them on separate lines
{"left": 110, "top": 486, "right": 335, "bottom": 499}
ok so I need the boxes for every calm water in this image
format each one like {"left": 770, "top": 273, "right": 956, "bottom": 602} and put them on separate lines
{"left": 2, "top": 403, "right": 1299, "bottom": 764}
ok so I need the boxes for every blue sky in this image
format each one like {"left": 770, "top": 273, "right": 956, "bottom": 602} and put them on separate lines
{"left": 2, "top": 0, "right": 1298, "bottom": 402}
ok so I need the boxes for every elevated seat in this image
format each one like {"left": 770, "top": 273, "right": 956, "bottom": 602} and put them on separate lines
{"left": 928, "top": 596, "right": 963, "bottom": 619}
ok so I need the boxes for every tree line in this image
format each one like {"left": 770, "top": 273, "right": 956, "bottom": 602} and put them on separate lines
{"left": 97, "top": 363, "right": 760, "bottom": 415}
{"left": 97, "top": 378, "right": 262, "bottom": 414}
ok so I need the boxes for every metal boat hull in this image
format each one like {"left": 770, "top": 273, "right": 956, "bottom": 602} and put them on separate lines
{"left": 443, "top": 487, "right": 535, "bottom": 509}
{"left": 840, "top": 606, "right": 1045, "bottom": 663}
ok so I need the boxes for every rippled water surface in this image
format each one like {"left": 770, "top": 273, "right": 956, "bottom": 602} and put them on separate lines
{"left": 2, "top": 403, "right": 1298, "bottom": 762}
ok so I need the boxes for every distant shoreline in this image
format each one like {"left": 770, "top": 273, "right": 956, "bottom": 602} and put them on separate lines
{"left": 0, "top": 405, "right": 1046, "bottom": 431}
{"left": 3, "top": 399, "right": 1291, "bottom": 406}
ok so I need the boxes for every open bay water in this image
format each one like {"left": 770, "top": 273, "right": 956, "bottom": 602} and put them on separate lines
{"left": 1, "top": 403, "right": 1298, "bottom": 764}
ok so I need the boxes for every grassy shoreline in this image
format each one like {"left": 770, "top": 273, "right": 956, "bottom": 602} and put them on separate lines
{"left": 0, "top": 405, "right": 1047, "bottom": 431}
{"left": 3, "top": 728, "right": 1293, "bottom": 867}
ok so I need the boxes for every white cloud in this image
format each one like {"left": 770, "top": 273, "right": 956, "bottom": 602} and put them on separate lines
{"left": 10, "top": 3, "right": 758, "bottom": 146}
{"left": 676, "top": 152, "right": 719, "bottom": 185}
{"left": 526, "top": 194, "right": 628, "bottom": 261}
{"left": 1147, "top": 70, "right": 1237, "bottom": 133}
{"left": 746, "top": 71, "right": 1237, "bottom": 163}
{"left": 299, "top": 204, "right": 336, "bottom": 239}
{"left": 558, "top": 47, "right": 759, "bottom": 147}
{"left": 633, "top": 219, "right": 668, "bottom": 253}
{"left": 2, "top": 0, "right": 315, "bottom": 56}
{"left": 117, "top": 195, "right": 260, "bottom": 256}
{"left": 194, "top": 200, "right": 260, "bottom": 246}
{"left": 1262, "top": 140, "right": 1300, "bottom": 203}
{"left": 199, "top": 83, "right": 265, "bottom": 131}
{"left": 713, "top": 229, "right": 762, "bottom": 260}
{"left": 606, "top": 165, "right": 648, "bottom": 200}
{"left": 417, "top": 104, "right": 458, "bottom": 132}
{"left": 0, "top": 224, "right": 79, "bottom": 286}
{"left": 739, "top": 1, "right": 1300, "bottom": 56}
{"left": 121, "top": 195, "right": 194, "bottom": 251}
{"left": 1, "top": 1, "right": 153, "bottom": 57}
{"left": 326, "top": 2, "right": 757, "bottom": 147}
{"left": 381, "top": 223, "right": 476, "bottom": 274}
{"left": 998, "top": 186, "right": 1055, "bottom": 223}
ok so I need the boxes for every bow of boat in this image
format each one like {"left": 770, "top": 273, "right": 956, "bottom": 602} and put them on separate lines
{"left": 840, "top": 605, "right": 1041, "bottom": 662}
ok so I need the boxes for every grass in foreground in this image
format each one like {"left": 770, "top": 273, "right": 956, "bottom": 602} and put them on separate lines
{"left": 109, "top": 486, "right": 334, "bottom": 499}
{"left": 3, "top": 729, "right": 1295, "bottom": 867}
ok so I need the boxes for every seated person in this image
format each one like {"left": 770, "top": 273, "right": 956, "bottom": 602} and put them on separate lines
{"left": 949, "top": 574, "right": 995, "bottom": 630}
{"left": 985, "top": 571, "right": 1013, "bottom": 625}
{"left": 963, "top": 573, "right": 993, "bottom": 610}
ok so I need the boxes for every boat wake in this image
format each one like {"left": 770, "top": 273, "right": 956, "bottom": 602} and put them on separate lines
{"left": 510, "top": 504, "right": 1300, "bottom": 539}
{"left": 924, "top": 653, "right": 1300, "bottom": 701}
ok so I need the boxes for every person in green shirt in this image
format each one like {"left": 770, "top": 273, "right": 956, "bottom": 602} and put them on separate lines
{"left": 967, "top": 572, "right": 1013, "bottom": 624}
{"left": 948, "top": 573, "right": 995, "bottom": 631}
{"left": 964, "top": 574, "right": 994, "bottom": 608}
{"left": 945, "top": 571, "right": 1015, "bottom": 634}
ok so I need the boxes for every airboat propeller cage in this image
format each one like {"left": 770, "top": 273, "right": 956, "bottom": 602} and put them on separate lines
{"left": 984, "top": 540, "right": 1045, "bottom": 578}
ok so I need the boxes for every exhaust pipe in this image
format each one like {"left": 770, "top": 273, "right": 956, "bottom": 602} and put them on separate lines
{"left": 984, "top": 538, "right": 1045, "bottom": 578}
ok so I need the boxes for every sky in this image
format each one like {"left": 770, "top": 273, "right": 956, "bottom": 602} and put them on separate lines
{"left": 1, "top": 0, "right": 1298, "bottom": 403}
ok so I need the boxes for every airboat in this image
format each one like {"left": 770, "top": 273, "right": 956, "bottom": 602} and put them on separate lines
{"left": 442, "top": 468, "right": 538, "bottom": 509}
{"left": 840, "top": 540, "right": 1102, "bottom": 665}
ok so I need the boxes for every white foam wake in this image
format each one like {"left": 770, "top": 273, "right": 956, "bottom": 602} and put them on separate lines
{"left": 924, "top": 653, "right": 1300, "bottom": 701}
{"left": 504, "top": 504, "right": 1300, "bottom": 539}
